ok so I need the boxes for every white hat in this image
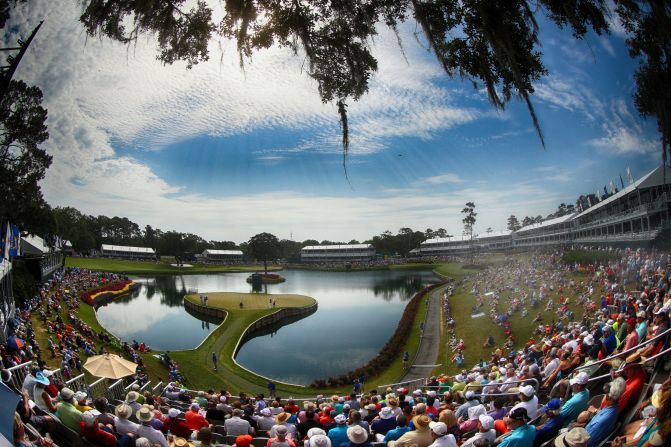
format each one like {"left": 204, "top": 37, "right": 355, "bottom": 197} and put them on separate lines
{"left": 583, "top": 335, "right": 594, "bottom": 346}
{"left": 347, "top": 426, "right": 368, "bottom": 444}
{"left": 60, "top": 387, "right": 74, "bottom": 400}
{"left": 413, "top": 389, "right": 422, "bottom": 395}
{"left": 464, "top": 390, "right": 475, "bottom": 400}
{"left": 261, "top": 408, "right": 272, "bottom": 416}
{"left": 427, "top": 390, "right": 437, "bottom": 397}
{"left": 429, "top": 421, "right": 448, "bottom": 436}
{"left": 82, "top": 411, "right": 97, "bottom": 427}
{"left": 379, "top": 407, "right": 394, "bottom": 419}
{"left": 168, "top": 408, "right": 180, "bottom": 418}
{"left": 74, "top": 391, "right": 88, "bottom": 402}
{"left": 307, "top": 428, "right": 326, "bottom": 438}
{"left": 334, "top": 414, "right": 347, "bottom": 425}
{"left": 309, "top": 435, "right": 331, "bottom": 447}
{"left": 570, "top": 372, "right": 589, "bottom": 386}
{"left": 478, "top": 414, "right": 494, "bottom": 430}
{"left": 520, "top": 385, "right": 535, "bottom": 397}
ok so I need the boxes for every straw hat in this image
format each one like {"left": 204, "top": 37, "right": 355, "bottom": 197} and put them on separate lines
{"left": 126, "top": 391, "right": 140, "bottom": 403}
{"left": 276, "top": 412, "right": 289, "bottom": 423}
{"left": 136, "top": 406, "right": 154, "bottom": 423}
{"left": 170, "top": 438, "right": 195, "bottom": 447}
{"left": 554, "top": 427, "right": 590, "bottom": 447}
{"left": 412, "top": 414, "right": 431, "bottom": 430}
{"left": 115, "top": 403, "right": 133, "bottom": 419}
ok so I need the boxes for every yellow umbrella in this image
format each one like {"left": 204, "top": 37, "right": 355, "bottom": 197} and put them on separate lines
{"left": 84, "top": 353, "right": 137, "bottom": 379}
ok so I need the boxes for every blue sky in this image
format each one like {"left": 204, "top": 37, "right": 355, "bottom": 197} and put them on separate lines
{"left": 4, "top": 1, "right": 661, "bottom": 243}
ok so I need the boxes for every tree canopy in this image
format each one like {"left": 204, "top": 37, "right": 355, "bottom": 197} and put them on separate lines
{"left": 246, "top": 232, "right": 281, "bottom": 273}
{"left": 74, "top": 0, "right": 669, "bottom": 164}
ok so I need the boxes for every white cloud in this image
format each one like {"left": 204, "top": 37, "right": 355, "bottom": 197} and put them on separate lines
{"left": 425, "top": 173, "right": 463, "bottom": 185}
{"left": 588, "top": 99, "right": 658, "bottom": 155}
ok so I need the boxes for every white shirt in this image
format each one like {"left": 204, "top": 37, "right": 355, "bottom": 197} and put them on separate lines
{"left": 115, "top": 417, "right": 140, "bottom": 435}
{"left": 429, "top": 434, "right": 457, "bottom": 447}
{"left": 511, "top": 395, "right": 539, "bottom": 420}
{"left": 460, "top": 430, "right": 496, "bottom": 447}
{"left": 136, "top": 423, "right": 169, "bottom": 447}
{"left": 543, "top": 358, "right": 560, "bottom": 378}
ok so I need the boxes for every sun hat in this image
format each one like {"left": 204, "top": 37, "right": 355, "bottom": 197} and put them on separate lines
{"left": 387, "top": 397, "right": 398, "bottom": 407}
{"left": 190, "top": 403, "right": 200, "bottom": 411}
{"left": 379, "top": 407, "right": 394, "bottom": 419}
{"left": 412, "top": 414, "right": 431, "bottom": 429}
{"left": 519, "top": 385, "right": 535, "bottom": 397}
{"left": 309, "top": 434, "right": 331, "bottom": 447}
{"left": 170, "top": 438, "right": 195, "bottom": 447}
{"left": 464, "top": 390, "right": 475, "bottom": 400}
{"left": 429, "top": 421, "right": 448, "bottom": 436}
{"left": 275, "top": 426, "right": 288, "bottom": 436}
{"left": 126, "top": 391, "right": 140, "bottom": 403}
{"left": 82, "top": 411, "right": 97, "bottom": 427}
{"left": 570, "top": 372, "right": 590, "bottom": 386}
{"left": 34, "top": 372, "right": 49, "bottom": 386}
{"left": 235, "top": 435, "right": 253, "bottom": 447}
{"left": 261, "top": 408, "right": 272, "bottom": 417}
{"left": 307, "top": 428, "right": 326, "bottom": 438}
{"left": 554, "top": 427, "right": 590, "bottom": 447}
{"left": 413, "top": 389, "right": 422, "bottom": 396}
{"left": 334, "top": 414, "right": 347, "bottom": 425}
{"left": 136, "top": 406, "right": 154, "bottom": 423}
{"left": 583, "top": 335, "right": 595, "bottom": 346}
{"left": 347, "top": 426, "right": 368, "bottom": 444}
{"left": 60, "top": 387, "right": 75, "bottom": 400}
{"left": 74, "top": 391, "right": 88, "bottom": 402}
{"left": 115, "top": 403, "right": 133, "bottom": 419}
{"left": 276, "top": 412, "right": 289, "bottom": 423}
{"left": 168, "top": 408, "right": 180, "bottom": 418}
{"left": 478, "top": 415, "right": 494, "bottom": 430}
{"left": 651, "top": 389, "right": 665, "bottom": 408}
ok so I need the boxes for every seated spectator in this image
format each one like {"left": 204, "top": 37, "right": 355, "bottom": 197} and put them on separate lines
{"left": 560, "top": 372, "right": 590, "bottom": 426}
{"left": 438, "top": 409, "right": 460, "bottom": 442}
{"left": 55, "top": 387, "right": 83, "bottom": 433}
{"left": 458, "top": 404, "right": 486, "bottom": 434}
{"left": 93, "top": 397, "right": 115, "bottom": 427}
{"left": 272, "top": 412, "right": 298, "bottom": 438}
{"left": 552, "top": 427, "right": 590, "bottom": 447}
{"left": 511, "top": 385, "right": 539, "bottom": 421}
{"left": 428, "top": 422, "right": 456, "bottom": 447}
{"left": 347, "top": 410, "right": 369, "bottom": 434}
{"left": 388, "top": 414, "right": 433, "bottom": 447}
{"left": 383, "top": 415, "right": 410, "bottom": 444}
{"left": 613, "top": 361, "right": 647, "bottom": 415}
{"left": 308, "top": 433, "right": 331, "bottom": 447}
{"left": 115, "top": 403, "right": 139, "bottom": 436}
{"left": 80, "top": 411, "right": 116, "bottom": 447}
{"left": 226, "top": 409, "right": 253, "bottom": 436}
{"left": 498, "top": 408, "right": 535, "bottom": 447}
{"left": 533, "top": 398, "right": 563, "bottom": 447}
{"left": 235, "top": 435, "right": 254, "bottom": 447}
{"left": 612, "top": 384, "right": 670, "bottom": 447}
{"left": 194, "top": 426, "right": 214, "bottom": 447}
{"left": 459, "top": 415, "right": 495, "bottom": 447}
{"left": 370, "top": 406, "right": 396, "bottom": 436}
{"left": 268, "top": 425, "right": 296, "bottom": 447}
{"left": 455, "top": 391, "right": 480, "bottom": 420}
{"left": 74, "top": 391, "right": 94, "bottom": 413}
{"left": 583, "top": 377, "right": 625, "bottom": 447}
{"left": 327, "top": 414, "right": 348, "bottom": 445}
{"left": 341, "top": 425, "right": 372, "bottom": 447}
{"left": 162, "top": 408, "right": 191, "bottom": 439}
{"left": 135, "top": 406, "right": 168, "bottom": 447}
{"left": 205, "top": 402, "right": 228, "bottom": 422}
{"left": 185, "top": 403, "right": 209, "bottom": 432}
{"left": 297, "top": 410, "right": 322, "bottom": 439}
{"left": 33, "top": 374, "right": 57, "bottom": 414}
{"left": 13, "top": 412, "right": 54, "bottom": 447}
{"left": 258, "top": 408, "right": 277, "bottom": 431}
{"left": 126, "top": 391, "right": 142, "bottom": 414}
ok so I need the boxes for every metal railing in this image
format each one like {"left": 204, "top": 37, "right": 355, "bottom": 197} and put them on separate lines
{"left": 575, "top": 327, "right": 671, "bottom": 371}
{"left": 65, "top": 373, "right": 87, "bottom": 392}
{"left": 107, "top": 378, "right": 126, "bottom": 401}
{"left": 152, "top": 381, "right": 165, "bottom": 396}
{"left": 6, "top": 360, "right": 34, "bottom": 391}
{"left": 140, "top": 381, "right": 152, "bottom": 392}
{"left": 124, "top": 380, "right": 138, "bottom": 391}
{"left": 89, "top": 377, "right": 108, "bottom": 398}
{"left": 461, "top": 378, "right": 540, "bottom": 393}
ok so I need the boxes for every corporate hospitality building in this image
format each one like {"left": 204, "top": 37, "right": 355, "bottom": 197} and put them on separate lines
{"left": 201, "top": 249, "right": 244, "bottom": 263}
{"left": 300, "top": 244, "right": 376, "bottom": 263}
{"left": 420, "top": 164, "right": 671, "bottom": 255}
{"left": 100, "top": 244, "right": 156, "bottom": 260}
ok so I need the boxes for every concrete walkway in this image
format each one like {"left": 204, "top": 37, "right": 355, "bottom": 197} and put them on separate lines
{"left": 400, "top": 285, "right": 445, "bottom": 382}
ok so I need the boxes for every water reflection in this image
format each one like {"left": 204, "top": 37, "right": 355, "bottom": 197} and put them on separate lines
{"left": 96, "top": 269, "right": 440, "bottom": 383}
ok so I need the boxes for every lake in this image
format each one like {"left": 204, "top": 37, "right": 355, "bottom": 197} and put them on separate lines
{"left": 95, "top": 269, "right": 440, "bottom": 385}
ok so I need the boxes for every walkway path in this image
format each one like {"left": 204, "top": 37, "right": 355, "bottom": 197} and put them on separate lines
{"left": 400, "top": 285, "right": 445, "bottom": 382}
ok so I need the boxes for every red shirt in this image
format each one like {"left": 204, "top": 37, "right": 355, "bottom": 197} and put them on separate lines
{"left": 185, "top": 410, "right": 209, "bottom": 431}
{"left": 163, "top": 417, "right": 193, "bottom": 439}
{"left": 80, "top": 422, "right": 117, "bottom": 447}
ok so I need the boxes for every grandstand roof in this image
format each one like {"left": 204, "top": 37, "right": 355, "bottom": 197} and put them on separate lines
{"left": 100, "top": 244, "right": 155, "bottom": 254}
{"left": 476, "top": 230, "right": 512, "bottom": 239}
{"left": 21, "top": 235, "right": 48, "bottom": 255}
{"left": 422, "top": 235, "right": 471, "bottom": 245}
{"left": 203, "top": 249, "right": 243, "bottom": 256}
{"left": 574, "top": 164, "right": 671, "bottom": 219}
{"left": 516, "top": 213, "right": 575, "bottom": 234}
{"left": 302, "top": 244, "right": 373, "bottom": 251}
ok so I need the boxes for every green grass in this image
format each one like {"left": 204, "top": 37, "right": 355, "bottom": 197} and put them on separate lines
{"left": 65, "top": 257, "right": 280, "bottom": 275}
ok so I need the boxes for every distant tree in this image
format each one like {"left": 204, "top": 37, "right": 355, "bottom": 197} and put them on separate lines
{"left": 424, "top": 228, "right": 434, "bottom": 240}
{"left": 0, "top": 80, "right": 52, "bottom": 233}
{"left": 535, "top": 215, "right": 544, "bottom": 223}
{"left": 278, "top": 239, "right": 302, "bottom": 260}
{"left": 461, "top": 202, "right": 477, "bottom": 241}
{"left": 507, "top": 215, "right": 521, "bottom": 231}
{"left": 302, "top": 239, "right": 319, "bottom": 247}
{"left": 486, "top": 227, "right": 492, "bottom": 234}
{"left": 521, "top": 216, "right": 534, "bottom": 227}
{"left": 348, "top": 239, "right": 360, "bottom": 244}
{"left": 435, "top": 228, "right": 449, "bottom": 238}
{"left": 246, "top": 232, "right": 280, "bottom": 274}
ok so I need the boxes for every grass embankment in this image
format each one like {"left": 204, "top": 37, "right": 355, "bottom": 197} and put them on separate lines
{"left": 439, "top": 257, "right": 597, "bottom": 375}
{"left": 30, "top": 292, "right": 169, "bottom": 386}
{"left": 65, "top": 257, "right": 280, "bottom": 275}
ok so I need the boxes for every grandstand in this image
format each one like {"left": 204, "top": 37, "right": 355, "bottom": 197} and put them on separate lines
{"left": 418, "top": 235, "right": 472, "bottom": 256}
{"left": 300, "top": 244, "right": 376, "bottom": 263}
{"left": 100, "top": 244, "right": 156, "bottom": 260}
{"left": 513, "top": 214, "right": 575, "bottom": 248}
{"left": 20, "top": 234, "right": 64, "bottom": 281}
{"left": 201, "top": 249, "right": 244, "bottom": 263}
{"left": 475, "top": 230, "right": 513, "bottom": 251}
{"left": 0, "top": 259, "right": 13, "bottom": 343}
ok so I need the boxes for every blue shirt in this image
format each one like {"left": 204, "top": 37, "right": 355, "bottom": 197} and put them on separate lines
{"left": 636, "top": 321, "right": 648, "bottom": 342}
{"left": 328, "top": 425, "right": 349, "bottom": 447}
{"left": 602, "top": 333, "right": 617, "bottom": 355}
{"left": 534, "top": 415, "right": 564, "bottom": 447}
{"left": 585, "top": 405, "right": 618, "bottom": 447}
{"left": 560, "top": 389, "right": 590, "bottom": 425}
{"left": 384, "top": 426, "right": 411, "bottom": 443}
{"left": 499, "top": 424, "right": 536, "bottom": 447}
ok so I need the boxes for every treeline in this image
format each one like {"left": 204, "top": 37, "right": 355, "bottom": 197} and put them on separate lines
{"left": 51, "top": 206, "right": 449, "bottom": 258}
